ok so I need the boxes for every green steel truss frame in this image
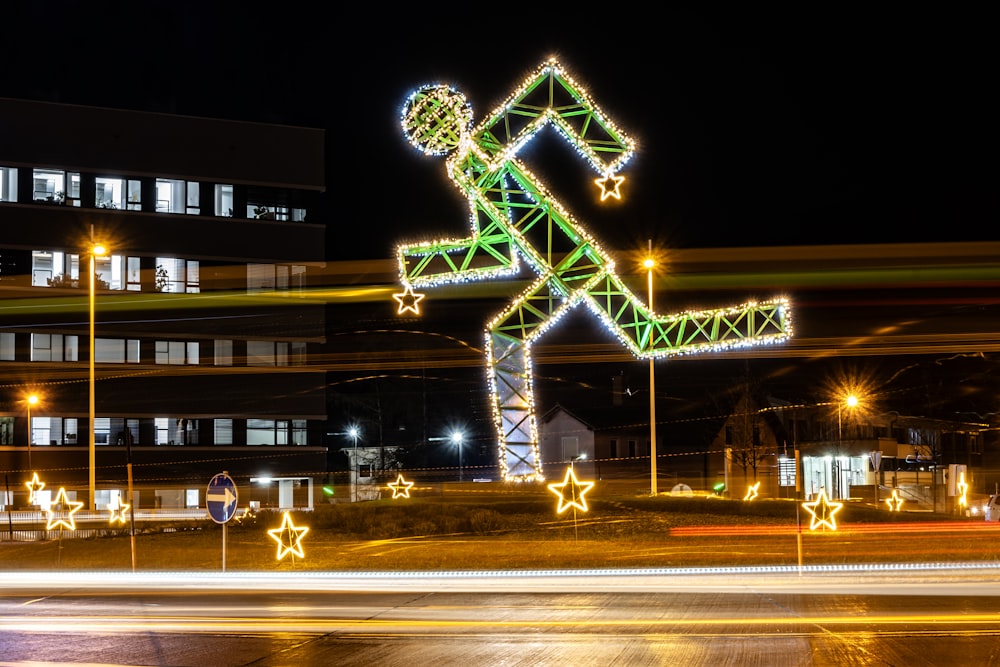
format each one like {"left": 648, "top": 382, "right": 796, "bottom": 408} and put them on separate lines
{"left": 398, "top": 60, "right": 791, "bottom": 482}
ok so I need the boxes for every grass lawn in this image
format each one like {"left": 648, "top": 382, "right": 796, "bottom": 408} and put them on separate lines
{"left": 3, "top": 493, "right": 996, "bottom": 572}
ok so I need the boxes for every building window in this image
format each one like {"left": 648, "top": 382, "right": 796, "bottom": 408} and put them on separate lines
{"left": 155, "top": 179, "right": 200, "bottom": 214}
{"left": 292, "top": 420, "right": 307, "bottom": 446}
{"left": 215, "top": 184, "right": 234, "bottom": 217}
{"left": 609, "top": 438, "right": 618, "bottom": 458}
{"left": 214, "top": 340, "right": 233, "bottom": 366}
{"left": 247, "top": 419, "right": 279, "bottom": 446}
{"left": 33, "top": 168, "right": 64, "bottom": 203}
{"left": 628, "top": 439, "right": 637, "bottom": 457}
{"left": 0, "top": 165, "right": 17, "bottom": 202}
{"left": 155, "top": 341, "right": 199, "bottom": 365}
{"left": 126, "top": 179, "right": 142, "bottom": 210}
{"left": 0, "top": 332, "right": 14, "bottom": 360}
{"left": 95, "top": 338, "right": 140, "bottom": 363}
{"left": 95, "top": 176, "right": 125, "bottom": 209}
{"left": 31, "top": 334, "right": 79, "bottom": 361}
{"left": 155, "top": 257, "right": 200, "bottom": 293}
{"left": 214, "top": 419, "right": 233, "bottom": 445}
{"left": 246, "top": 341, "right": 289, "bottom": 367}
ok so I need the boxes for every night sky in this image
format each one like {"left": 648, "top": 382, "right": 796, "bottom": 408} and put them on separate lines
{"left": 3, "top": 5, "right": 993, "bottom": 262}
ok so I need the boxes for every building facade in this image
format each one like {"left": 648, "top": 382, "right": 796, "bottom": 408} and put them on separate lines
{"left": 0, "top": 98, "right": 328, "bottom": 511}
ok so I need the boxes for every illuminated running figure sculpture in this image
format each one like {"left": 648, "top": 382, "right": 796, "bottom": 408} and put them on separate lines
{"left": 398, "top": 58, "right": 792, "bottom": 482}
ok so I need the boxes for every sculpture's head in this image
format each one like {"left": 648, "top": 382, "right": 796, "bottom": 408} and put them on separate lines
{"left": 400, "top": 84, "right": 473, "bottom": 156}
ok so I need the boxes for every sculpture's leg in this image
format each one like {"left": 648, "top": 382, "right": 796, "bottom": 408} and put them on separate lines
{"left": 486, "top": 330, "right": 542, "bottom": 482}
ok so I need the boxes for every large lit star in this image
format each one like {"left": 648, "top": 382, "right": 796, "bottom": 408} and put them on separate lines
{"left": 547, "top": 466, "right": 595, "bottom": 514}
{"left": 387, "top": 474, "right": 414, "bottom": 499}
{"left": 957, "top": 472, "right": 969, "bottom": 508}
{"left": 267, "top": 511, "right": 309, "bottom": 560}
{"left": 594, "top": 173, "right": 625, "bottom": 201}
{"left": 743, "top": 482, "right": 760, "bottom": 501}
{"left": 885, "top": 488, "right": 904, "bottom": 512}
{"left": 24, "top": 472, "right": 45, "bottom": 505}
{"left": 45, "top": 487, "right": 83, "bottom": 531}
{"left": 107, "top": 498, "right": 130, "bottom": 525}
{"left": 393, "top": 284, "right": 425, "bottom": 315}
{"left": 802, "top": 488, "right": 843, "bottom": 531}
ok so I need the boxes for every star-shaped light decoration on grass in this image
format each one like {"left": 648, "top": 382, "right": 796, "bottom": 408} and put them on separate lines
{"left": 802, "top": 487, "right": 843, "bottom": 531}
{"left": 387, "top": 474, "right": 414, "bottom": 499}
{"left": 107, "top": 498, "right": 130, "bottom": 525}
{"left": 743, "top": 481, "right": 760, "bottom": 501}
{"left": 885, "top": 488, "right": 905, "bottom": 512}
{"left": 594, "top": 172, "right": 625, "bottom": 201}
{"left": 24, "top": 472, "right": 45, "bottom": 505}
{"left": 267, "top": 511, "right": 309, "bottom": 561}
{"left": 45, "top": 487, "right": 83, "bottom": 531}
{"left": 392, "top": 284, "right": 425, "bottom": 315}
{"left": 547, "top": 466, "right": 595, "bottom": 514}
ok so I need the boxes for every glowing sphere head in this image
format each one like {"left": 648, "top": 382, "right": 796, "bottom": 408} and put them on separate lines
{"left": 401, "top": 84, "right": 473, "bottom": 156}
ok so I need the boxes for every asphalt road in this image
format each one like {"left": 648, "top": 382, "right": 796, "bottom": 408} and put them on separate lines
{"left": 2, "top": 565, "right": 999, "bottom": 666}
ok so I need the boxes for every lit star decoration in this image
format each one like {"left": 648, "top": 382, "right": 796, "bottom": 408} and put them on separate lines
{"left": 24, "top": 472, "right": 45, "bottom": 505}
{"left": 397, "top": 58, "right": 793, "bottom": 484}
{"left": 107, "top": 498, "right": 130, "bottom": 525}
{"left": 392, "top": 284, "right": 425, "bottom": 315}
{"left": 45, "top": 487, "right": 83, "bottom": 531}
{"left": 267, "top": 511, "right": 309, "bottom": 561}
{"left": 387, "top": 474, "right": 415, "bottom": 499}
{"left": 743, "top": 482, "right": 760, "bottom": 501}
{"left": 885, "top": 489, "right": 904, "bottom": 511}
{"left": 547, "top": 466, "right": 595, "bottom": 514}
{"left": 594, "top": 172, "right": 625, "bottom": 201}
{"left": 957, "top": 472, "right": 968, "bottom": 508}
{"left": 802, "top": 488, "right": 843, "bottom": 531}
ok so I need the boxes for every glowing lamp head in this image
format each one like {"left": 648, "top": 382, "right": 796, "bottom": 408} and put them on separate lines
{"left": 92, "top": 244, "right": 107, "bottom": 257}
{"left": 845, "top": 395, "right": 859, "bottom": 408}
{"left": 643, "top": 258, "right": 655, "bottom": 270}
{"left": 27, "top": 394, "right": 39, "bottom": 407}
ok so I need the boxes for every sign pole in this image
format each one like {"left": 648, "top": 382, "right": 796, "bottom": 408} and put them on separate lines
{"left": 206, "top": 471, "right": 238, "bottom": 573}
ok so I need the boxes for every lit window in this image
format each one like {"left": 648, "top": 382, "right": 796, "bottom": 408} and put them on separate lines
{"left": 95, "top": 176, "right": 125, "bottom": 209}
{"left": 0, "top": 165, "right": 18, "bottom": 202}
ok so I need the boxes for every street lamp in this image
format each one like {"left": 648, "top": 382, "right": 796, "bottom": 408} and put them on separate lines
{"left": 25, "top": 393, "right": 39, "bottom": 472}
{"left": 347, "top": 426, "right": 360, "bottom": 502}
{"left": 644, "top": 240, "right": 658, "bottom": 496}
{"left": 836, "top": 394, "right": 859, "bottom": 500}
{"left": 89, "top": 237, "right": 108, "bottom": 510}
{"left": 451, "top": 431, "right": 464, "bottom": 482}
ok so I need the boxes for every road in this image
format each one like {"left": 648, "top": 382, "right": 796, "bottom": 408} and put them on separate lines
{"left": 3, "top": 565, "right": 999, "bottom": 666}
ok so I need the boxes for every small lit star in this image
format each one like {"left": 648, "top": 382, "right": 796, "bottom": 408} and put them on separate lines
{"left": 107, "top": 498, "right": 130, "bottom": 525}
{"left": 594, "top": 173, "right": 625, "bottom": 201}
{"left": 267, "top": 511, "right": 309, "bottom": 560}
{"left": 547, "top": 466, "right": 595, "bottom": 513}
{"left": 387, "top": 474, "right": 414, "bottom": 499}
{"left": 45, "top": 488, "right": 83, "bottom": 531}
{"left": 885, "top": 488, "right": 905, "bottom": 512}
{"left": 24, "top": 472, "right": 45, "bottom": 505}
{"left": 802, "top": 488, "right": 843, "bottom": 531}
{"left": 393, "top": 284, "right": 425, "bottom": 315}
{"left": 743, "top": 482, "right": 760, "bottom": 501}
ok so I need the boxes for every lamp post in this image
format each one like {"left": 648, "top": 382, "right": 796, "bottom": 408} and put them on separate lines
{"left": 644, "top": 240, "right": 657, "bottom": 496}
{"left": 348, "top": 426, "right": 360, "bottom": 502}
{"left": 89, "top": 236, "right": 107, "bottom": 510}
{"left": 451, "top": 431, "right": 464, "bottom": 482}
{"left": 836, "top": 394, "right": 859, "bottom": 500}
{"left": 25, "top": 393, "right": 39, "bottom": 472}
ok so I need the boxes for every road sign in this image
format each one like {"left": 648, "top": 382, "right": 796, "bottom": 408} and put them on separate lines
{"left": 206, "top": 472, "right": 239, "bottom": 524}
{"left": 870, "top": 450, "right": 882, "bottom": 472}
